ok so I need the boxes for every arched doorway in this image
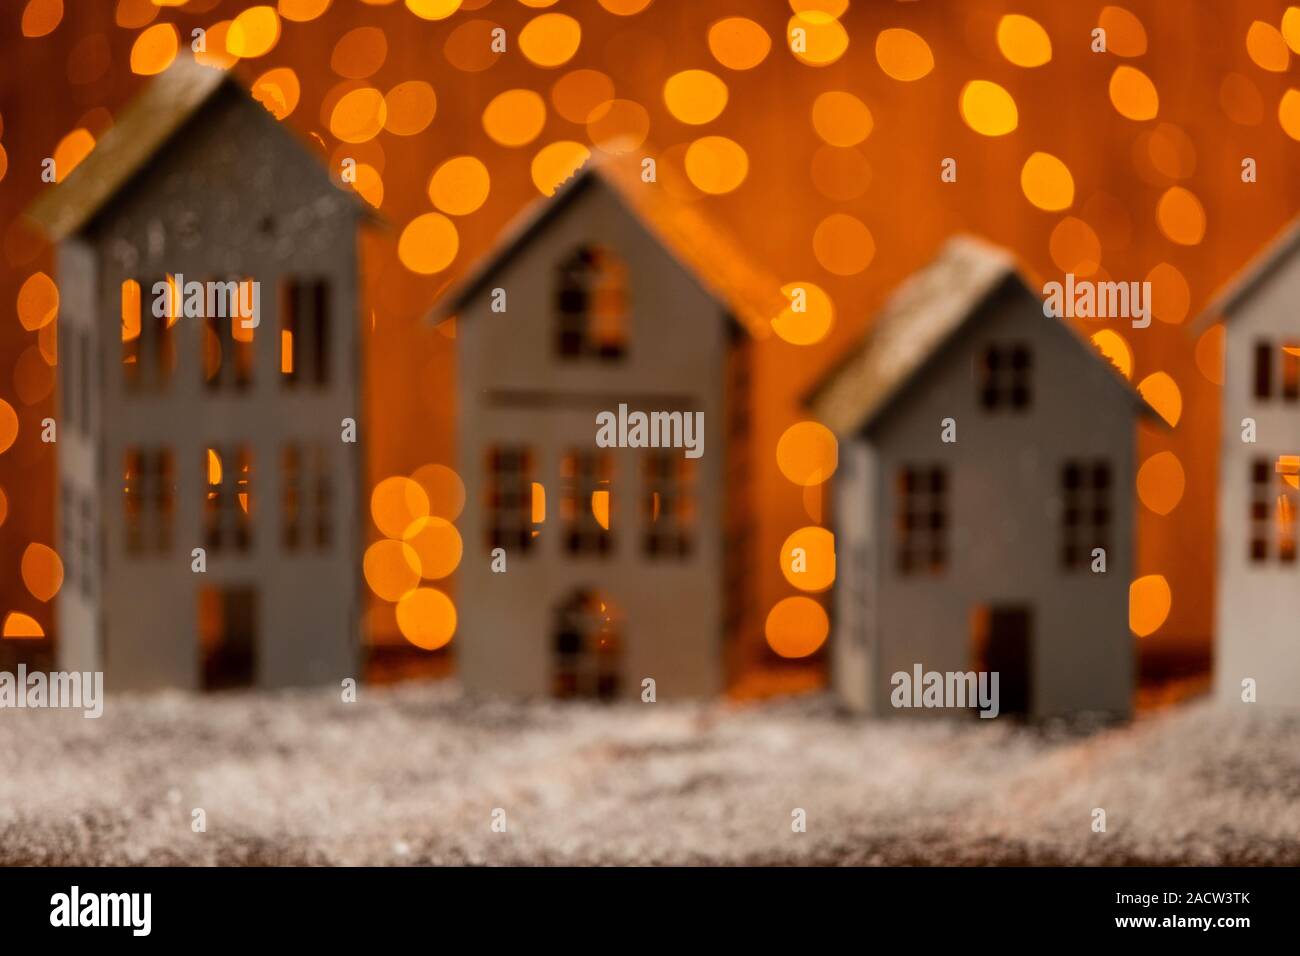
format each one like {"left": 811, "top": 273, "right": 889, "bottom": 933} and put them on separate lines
{"left": 552, "top": 589, "right": 621, "bottom": 700}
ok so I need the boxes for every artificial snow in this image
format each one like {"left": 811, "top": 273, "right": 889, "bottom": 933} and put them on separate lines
{"left": 0, "top": 683, "right": 1296, "bottom": 865}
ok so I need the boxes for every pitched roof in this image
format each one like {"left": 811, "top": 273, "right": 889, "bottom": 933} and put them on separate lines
{"left": 430, "top": 155, "right": 782, "bottom": 338}
{"left": 1195, "top": 213, "right": 1300, "bottom": 330}
{"left": 808, "top": 235, "right": 1155, "bottom": 436}
{"left": 26, "top": 55, "right": 365, "bottom": 241}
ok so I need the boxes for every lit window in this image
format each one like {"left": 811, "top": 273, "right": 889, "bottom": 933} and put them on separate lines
{"left": 281, "top": 279, "right": 330, "bottom": 387}
{"left": 1061, "top": 459, "right": 1111, "bottom": 570}
{"left": 123, "top": 277, "right": 176, "bottom": 391}
{"left": 203, "top": 278, "right": 255, "bottom": 391}
{"left": 204, "top": 445, "right": 253, "bottom": 553}
{"left": 556, "top": 245, "right": 628, "bottom": 359}
{"left": 561, "top": 449, "right": 614, "bottom": 556}
{"left": 643, "top": 451, "right": 695, "bottom": 558}
{"left": 1283, "top": 345, "right": 1300, "bottom": 402}
{"left": 486, "top": 445, "right": 539, "bottom": 552}
{"left": 1252, "top": 456, "right": 1299, "bottom": 563}
{"left": 896, "top": 465, "right": 947, "bottom": 574}
{"left": 552, "top": 590, "right": 620, "bottom": 700}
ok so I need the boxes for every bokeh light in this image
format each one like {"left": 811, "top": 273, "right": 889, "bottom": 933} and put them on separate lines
{"left": 1129, "top": 574, "right": 1172, "bottom": 637}
{"left": 780, "top": 526, "right": 835, "bottom": 592}
{"left": 772, "top": 281, "right": 834, "bottom": 345}
{"left": 996, "top": 14, "right": 1051, "bottom": 67}
{"left": 959, "top": 80, "right": 1018, "bottom": 136}
{"left": 765, "top": 596, "right": 829, "bottom": 658}
{"left": 1137, "top": 450, "right": 1186, "bottom": 515}
{"left": 20, "top": 543, "right": 63, "bottom": 602}
{"left": 396, "top": 587, "right": 457, "bottom": 649}
{"left": 776, "top": 421, "right": 838, "bottom": 486}
{"left": 398, "top": 213, "right": 459, "bottom": 274}
{"left": 708, "top": 17, "right": 770, "bottom": 71}
{"left": 428, "top": 156, "right": 490, "bottom": 216}
{"left": 875, "top": 28, "right": 933, "bottom": 81}
{"left": 1020, "top": 151, "right": 1074, "bottom": 211}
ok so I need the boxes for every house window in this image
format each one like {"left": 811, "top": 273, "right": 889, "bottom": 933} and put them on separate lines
{"left": 123, "top": 278, "right": 176, "bottom": 391}
{"left": 896, "top": 465, "right": 947, "bottom": 574}
{"left": 561, "top": 449, "right": 614, "bottom": 556}
{"left": 123, "top": 447, "right": 173, "bottom": 554}
{"left": 556, "top": 245, "right": 628, "bottom": 360}
{"left": 486, "top": 445, "right": 539, "bottom": 552}
{"left": 977, "top": 342, "right": 1032, "bottom": 411}
{"left": 282, "top": 444, "right": 331, "bottom": 551}
{"left": 552, "top": 590, "right": 620, "bottom": 700}
{"left": 202, "top": 279, "right": 255, "bottom": 391}
{"left": 1254, "top": 341, "right": 1274, "bottom": 399}
{"left": 1251, "top": 456, "right": 1298, "bottom": 563}
{"left": 643, "top": 451, "right": 695, "bottom": 558}
{"left": 281, "top": 279, "right": 330, "bottom": 386}
{"left": 1284, "top": 346, "right": 1300, "bottom": 401}
{"left": 204, "top": 445, "right": 253, "bottom": 553}
{"left": 1061, "top": 459, "right": 1111, "bottom": 570}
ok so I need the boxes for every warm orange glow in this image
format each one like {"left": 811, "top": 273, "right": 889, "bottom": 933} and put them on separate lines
{"left": 519, "top": 13, "right": 581, "bottom": 68}
{"left": 371, "top": 475, "right": 429, "bottom": 538}
{"left": 1277, "top": 455, "right": 1300, "bottom": 492}
{"left": 874, "top": 27, "right": 932, "bottom": 81}
{"left": 1246, "top": 20, "right": 1290, "bottom": 72}
{"left": 482, "top": 89, "right": 547, "bottom": 147}
{"left": 364, "top": 539, "right": 422, "bottom": 602}
{"left": 959, "top": 80, "right": 1018, "bottom": 136}
{"left": 1146, "top": 262, "right": 1190, "bottom": 324}
{"left": 2, "top": 612, "right": 44, "bottom": 640}
{"left": 402, "top": 516, "right": 463, "bottom": 580}
{"left": 1195, "top": 324, "right": 1225, "bottom": 385}
{"left": 398, "top": 213, "right": 459, "bottom": 275}
{"left": 0, "top": 400, "right": 17, "bottom": 457}
{"left": 531, "top": 481, "right": 546, "bottom": 524}
{"left": 21, "top": 543, "right": 64, "bottom": 602}
{"left": 405, "top": 0, "right": 462, "bottom": 21}
{"left": 780, "top": 526, "right": 835, "bottom": 592}
{"left": 1090, "top": 329, "right": 1133, "bottom": 379}
{"left": 116, "top": 0, "right": 158, "bottom": 30}
{"left": 21, "top": 0, "right": 64, "bottom": 38}
{"left": 591, "top": 489, "right": 611, "bottom": 530}
{"left": 811, "top": 90, "right": 872, "bottom": 146}
{"left": 996, "top": 14, "right": 1051, "bottom": 67}
{"left": 1137, "top": 450, "right": 1186, "bottom": 515}
{"left": 227, "top": 6, "right": 281, "bottom": 58}
{"left": 331, "top": 26, "right": 387, "bottom": 79}
{"left": 531, "top": 141, "right": 591, "bottom": 195}
{"left": 765, "top": 596, "right": 829, "bottom": 658}
{"left": 52, "top": 128, "right": 95, "bottom": 181}
{"left": 1109, "top": 65, "right": 1159, "bottom": 121}
{"left": 396, "top": 587, "right": 457, "bottom": 650}
{"left": 252, "top": 67, "right": 301, "bottom": 119}
{"left": 410, "top": 463, "right": 466, "bottom": 520}
{"left": 429, "top": 156, "right": 490, "bottom": 216}
{"left": 280, "top": 330, "right": 294, "bottom": 374}
{"left": 776, "top": 421, "right": 838, "bottom": 486}
{"left": 1049, "top": 217, "right": 1101, "bottom": 276}
{"left": 1155, "top": 186, "right": 1206, "bottom": 245}
{"left": 1020, "top": 151, "right": 1074, "bottom": 211}
{"left": 1129, "top": 574, "right": 1172, "bottom": 637}
{"left": 0, "top": 488, "right": 8, "bottom": 528}
{"left": 278, "top": 0, "right": 331, "bottom": 23}
{"left": 790, "top": 13, "right": 849, "bottom": 68}
{"left": 1279, "top": 89, "right": 1300, "bottom": 141}
{"left": 206, "top": 448, "right": 222, "bottom": 485}
{"left": 663, "top": 70, "right": 728, "bottom": 125}
{"left": 1098, "top": 6, "right": 1147, "bottom": 57}
{"left": 708, "top": 17, "right": 771, "bottom": 71}
{"left": 586, "top": 99, "right": 650, "bottom": 154}
{"left": 684, "top": 135, "right": 748, "bottom": 194}
{"left": 813, "top": 214, "right": 874, "bottom": 276}
{"left": 383, "top": 81, "right": 437, "bottom": 136}
{"left": 17, "top": 272, "right": 59, "bottom": 332}
{"left": 772, "top": 281, "right": 833, "bottom": 345}
{"left": 1137, "top": 371, "right": 1183, "bottom": 427}
{"left": 551, "top": 69, "right": 615, "bottom": 124}
{"left": 329, "top": 87, "right": 387, "bottom": 143}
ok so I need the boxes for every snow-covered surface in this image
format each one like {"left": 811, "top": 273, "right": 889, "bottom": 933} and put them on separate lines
{"left": 1, "top": 683, "right": 1296, "bottom": 865}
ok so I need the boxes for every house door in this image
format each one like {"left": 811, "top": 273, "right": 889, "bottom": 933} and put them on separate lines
{"left": 552, "top": 589, "right": 621, "bottom": 700}
{"left": 972, "top": 604, "right": 1032, "bottom": 717}
{"left": 198, "top": 586, "right": 257, "bottom": 690}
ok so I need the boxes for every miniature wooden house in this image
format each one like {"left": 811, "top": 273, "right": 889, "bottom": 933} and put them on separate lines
{"left": 28, "top": 57, "right": 365, "bottom": 691}
{"left": 436, "top": 162, "right": 778, "bottom": 700}
{"left": 811, "top": 237, "right": 1152, "bottom": 719}
{"left": 1198, "top": 220, "right": 1300, "bottom": 706}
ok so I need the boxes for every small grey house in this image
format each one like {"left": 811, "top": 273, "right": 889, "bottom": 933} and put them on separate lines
{"left": 1198, "top": 218, "right": 1300, "bottom": 707}
{"left": 28, "top": 57, "right": 365, "bottom": 691}
{"left": 811, "top": 237, "right": 1152, "bottom": 719}
{"left": 436, "top": 161, "right": 779, "bottom": 701}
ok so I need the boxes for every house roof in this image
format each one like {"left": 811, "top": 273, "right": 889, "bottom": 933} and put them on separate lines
{"left": 1195, "top": 212, "right": 1300, "bottom": 330}
{"left": 808, "top": 235, "right": 1156, "bottom": 436}
{"left": 26, "top": 55, "right": 368, "bottom": 241}
{"left": 429, "top": 155, "right": 782, "bottom": 338}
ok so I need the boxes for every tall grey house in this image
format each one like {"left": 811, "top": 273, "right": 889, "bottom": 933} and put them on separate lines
{"left": 28, "top": 57, "right": 365, "bottom": 690}
{"left": 436, "top": 161, "right": 779, "bottom": 700}
{"left": 1198, "top": 218, "right": 1300, "bottom": 707}
{"left": 811, "top": 237, "right": 1153, "bottom": 718}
